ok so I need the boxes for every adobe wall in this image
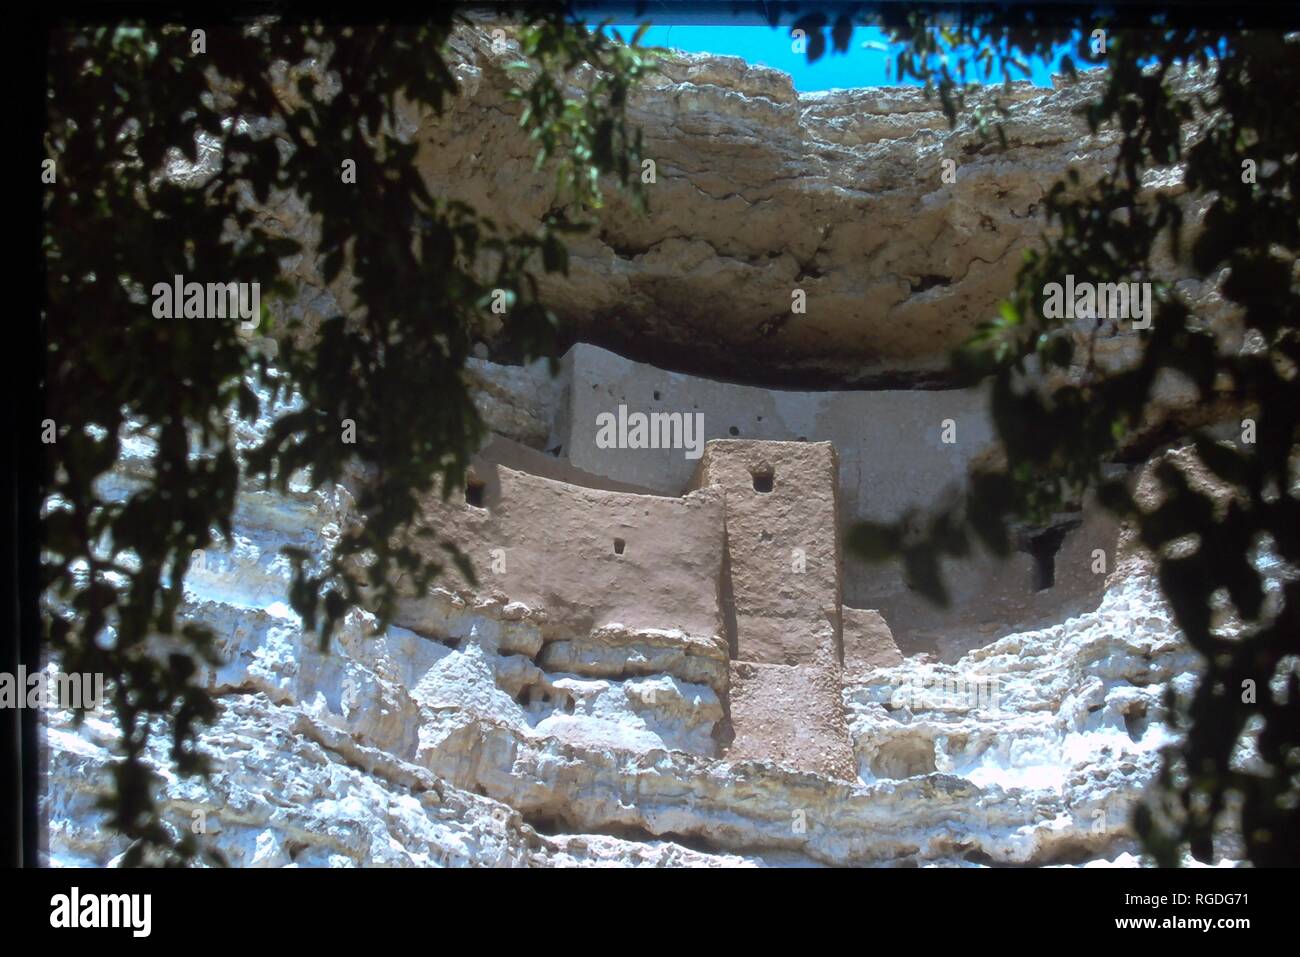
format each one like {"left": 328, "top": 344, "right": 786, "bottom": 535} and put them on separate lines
{"left": 687, "top": 439, "right": 859, "bottom": 780}
{"left": 553, "top": 342, "right": 1005, "bottom": 634}
{"left": 558, "top": 343, "right": 995, "bottom": 519}
{"left": 690, "top": 440, "right": 842, "bottom": 665}
{"left": 474, "top": 435, "right": 658, "bottom": 496}
{"left": 724, "top": 653, "right": 858, "bottom": 781}
{"left": 440, "top": 351, "right": 1119, "bottom": 770}
{"left": 547, "top": 343, "right": 1118, "bottom": 658}
{"left": 842, "top": 607, "right": 904, "bottom": 674}
{"left": 385, "top": 435, "right": 905, "bottom": 777}
{"left": 394, "top": 461, "right": 727, "bottom": 651}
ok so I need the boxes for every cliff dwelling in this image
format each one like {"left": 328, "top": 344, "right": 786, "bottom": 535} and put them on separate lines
{"left": 391, "top": 341, "right": 1122, "bottom": 779}
{"left": 38, "top": 11, "right": 1286, "bottom": 874}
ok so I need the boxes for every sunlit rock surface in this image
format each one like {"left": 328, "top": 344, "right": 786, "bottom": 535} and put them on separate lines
{"left": 414, "top": 28, "right": 1224, "bottom": 389}
{"left": 42, "top": 29, "right": 1248, "bottom": 868}
{"left": 45, "top": 433, "right": 1215, "bottom": 866}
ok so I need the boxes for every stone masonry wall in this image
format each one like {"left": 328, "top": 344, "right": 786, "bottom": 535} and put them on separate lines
{"left": 396, "top": 462, "right": 727, "bottom": 657}
{"left": 476, "top": 342, "right": 1119, "bottom": 658}
{"left": 690, "top": 440, "right": 842, "bottom": 665}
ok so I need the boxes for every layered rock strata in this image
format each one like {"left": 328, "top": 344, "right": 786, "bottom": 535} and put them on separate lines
{"left": 43, "top": 28, "right": 1251, "bottom": 868}
{"left": 44, "top": 397, "right": 1227, "bottom": 867}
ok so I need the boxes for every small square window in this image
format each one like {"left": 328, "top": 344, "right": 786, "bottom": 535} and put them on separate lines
{"left": 465, "top": 478, "right": 486, "bottom": 508}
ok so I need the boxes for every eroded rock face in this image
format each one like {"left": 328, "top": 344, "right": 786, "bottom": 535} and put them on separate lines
{"left": 43, "top": 32, "right": 1242, "bottom": 868}
{"left": 248, "top": 25, "right": 1220, "bottom": 389}
{"left": 413, "top": 29, "right": 1219, "bottom": 389}
{"left": 43, "top": 538, "right": 1199, "bottom": 866}
{"left": 44, "top": 431, "right": 1224, "bottom": 866}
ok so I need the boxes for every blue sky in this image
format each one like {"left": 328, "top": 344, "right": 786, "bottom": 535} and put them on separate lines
{"left": 603, "top": 24, "right": 1076, "bottom": 91}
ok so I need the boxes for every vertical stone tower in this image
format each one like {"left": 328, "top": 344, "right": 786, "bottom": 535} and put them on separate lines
{"left": 691, "top": 440, "right": 856, "bottom": 778}
{"left": 691, "top": 440, "right": 843, "bottom": 663}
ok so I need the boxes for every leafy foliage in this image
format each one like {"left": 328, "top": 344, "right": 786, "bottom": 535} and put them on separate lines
{"left": 793, "top": 8, "right": 1300, "bottom": 864}
{"left": 44, "top": 1, "right": 1298, "bottom": 870}
{"left": 42, "top": 11, "right": 655, "bottom": 864}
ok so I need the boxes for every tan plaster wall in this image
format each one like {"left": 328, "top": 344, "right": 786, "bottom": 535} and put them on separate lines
{"left": 863, "top": 491, "right": 1121, "bottom": 661}
{"left": 475, "top": 435, "right": 658, "bottom": 495}
{"left": 563, "top": 343, "right": 995, "bottom": 521}
{"left": 841, "top": 607, "right": 904, "bottom": 674}
{"left": 692, "top": 440, "right": 842, "bottom": 666}
{"left": 550, "top": 344, "right": 1117, "bottom": 655}
{"left": 724, "top": 652, "right": 857, "bottom": 781}
{"left": 399, "top": 463, "right": 726, "bottom": 646}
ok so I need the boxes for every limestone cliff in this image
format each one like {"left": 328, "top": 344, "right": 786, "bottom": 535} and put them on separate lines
{"left": 44, "top": 428, "right": 1218, "bottom": 865}
{"left": 43, "top": 30, "right": 1243, "bottom": 868}
{"left": 414, "top": 29, "right": 1226, "bottom": 389}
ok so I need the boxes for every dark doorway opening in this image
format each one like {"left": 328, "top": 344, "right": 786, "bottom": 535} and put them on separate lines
{"left": 465, "top": 477, "right": 486, "bottom": 508}
{"left": 1024, "top": 522, "right": 1077, "bottom": 592}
